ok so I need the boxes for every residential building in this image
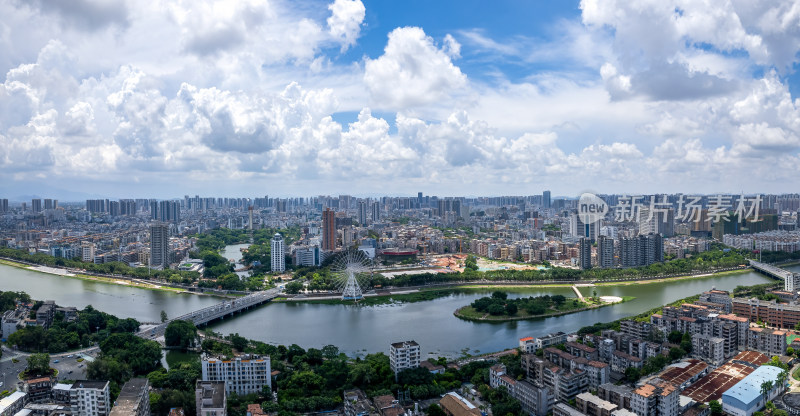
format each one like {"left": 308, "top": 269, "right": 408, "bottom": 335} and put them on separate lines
{"left": 358, "top": 201, "right": 368, "bottom": 225}
{"left": 691, "top": 334, "right": 725, "bottom": 366}
{"left": 343, "top": 389, "right": 373, "bottom": 416}
{"left": 81, "top": 241, "right": 96, "bottom": 263}
{"left": 36, "top": 301, "right": 55, "bottom": 329}
{"left": 631, "top": 379, "right": 679, "bottom": 416}
{"left": 322, "top": 208, "right": 336, "bottom": 251}
{"left": 598, "top": 235, "right": 615, "bottom": 268}
{"left": 520, "top": 337, "right": 536, "bottom": 354}
{"left": 109, "top": 378, "right": 150, "bottom": 416}
{"left": 579, "top": 237, "right": 592, "bottom": 269}
{"left": 746, "top": 328, "right": 787, "bottom": 356}
{"left": 195, "top": 381, "right": 226, "bottom": 416}
{"left": 611, "top": 351, "right": 642, "bottom": 374}
{"left": 271, "top": 233, "right": 285, "bottom": 272}
{"left": 201, "top": 354, "right": 271, "bottom": 396}
{"left": 721, "top": 365, "right": 786, "bottom": 416}
{"left": 0, "top": 392, "right": 27, "bottom": 416}
{"left": 554, "top": 403, "right": 585, "bottom": 416}
{"left": 389, "top": 341, "right": 420, "bottom": 378}
{"left": 698, "top": 290, "right": 733, "bottom": 313}
{"left": 515, "top": 379, "right": 554, "bottom": 416}
{"left": 598, "top": 383, "right": 633, "bottom": 410}
{"left": 20, "top": 377, "right": 54, "bottom": 403}
{"left": 2, "top": 308, "right": 25, "bottom": 338}
{"left": 576, "top": 392, "right": 618, "bottom": 416}
{"left": 69, "top": 380, "right": 111, "bottom": 416}
{"left": 149, "top": 222, "right": 169, "bottom": 269}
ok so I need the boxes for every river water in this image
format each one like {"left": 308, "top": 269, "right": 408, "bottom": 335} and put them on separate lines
{"left": 1, "top": 252, "right": 796, "bottom": 358}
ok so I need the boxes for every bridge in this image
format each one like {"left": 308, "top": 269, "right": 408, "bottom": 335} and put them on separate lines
{"left": 749, "top": 260, "right": 795, "bottom": 281}
{"left": 137, "top": 287, "right": 282, "bottom": 338}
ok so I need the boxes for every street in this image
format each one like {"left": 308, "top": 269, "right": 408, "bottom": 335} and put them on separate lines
{"left": 1, "top": 346, "right": 90, "bottom": 389}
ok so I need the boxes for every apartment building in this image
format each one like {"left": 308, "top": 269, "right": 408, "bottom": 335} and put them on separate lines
{"left": 576, "top": 392, "right": 618, "bottom": 416}
{"left": 201, "top": 354, "right": 271, "bottom": 396}
{"left": 698, "top": 290, "right": 733, "bottom": 313}
{"left": 691, "top": 334, "right": 725, "bottom": 366}
{"left": 69, "top": 381, "right": 111, "bottom": 416}
{"left": 746, "top": 328, "right": 788, "bottom": 356}
{"left": 195, "top": 381, "right": 226, "bottom": 416}
{"left": 389, "top": 341, "right": 420, "bottom": 377}
{"left": 631, "top": 380, "right": 679, "bottom": 416}
{"left": 0, "top": 392, "right": 27, "bottom": 416}
{"left": 109, "top": 378, "right": 150, "bottom": 416}
{"left": 611, "top": 351, "right": 643, "bottom": 374}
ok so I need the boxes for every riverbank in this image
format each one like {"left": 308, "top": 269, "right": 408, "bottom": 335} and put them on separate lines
{"left": 453, "top": 296, "right": 635, "bottom": 322}
{"left": 0, "top": 257, "right": 198, "bottom": 296}
{"left": 275, "top": 289, "right": 455, "bottom": 305}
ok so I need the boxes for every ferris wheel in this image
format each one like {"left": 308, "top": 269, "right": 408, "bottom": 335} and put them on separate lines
{"left": 330, "top": 249, "right": 373, "bottom": 301}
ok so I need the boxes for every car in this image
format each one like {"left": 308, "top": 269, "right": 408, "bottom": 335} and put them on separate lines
{"left": 53, "top": 360, "right": 59, "bottom": 363}
{"left": 68, "top": 370, "right": 73, "bottom": 374}
{"left": 0, "top": 382, "right": 4, "bottom": 387}
{"left": 67, "top": 355, "right": 74, "bottom": 358}
{"left": 78, "top": 364, "right": 83, "bottom": 368}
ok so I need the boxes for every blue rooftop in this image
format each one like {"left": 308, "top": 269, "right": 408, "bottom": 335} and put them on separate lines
{"left": 722, "top": 365, "right": 784, "bottom": 410}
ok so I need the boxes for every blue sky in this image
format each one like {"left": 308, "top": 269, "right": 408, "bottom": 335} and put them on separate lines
{"left": 0, "top": 0, "right": 799, "bottom": 200}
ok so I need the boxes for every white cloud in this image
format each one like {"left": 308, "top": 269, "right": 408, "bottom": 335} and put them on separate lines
{"left": 327, "top": 0, "right": 366, "bottom": 52}
{"left": 364, "top": 27, "right": 467, "bottom": 109}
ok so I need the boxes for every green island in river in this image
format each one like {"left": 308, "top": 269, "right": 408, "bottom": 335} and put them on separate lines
{"left": 454, "top": 290, "right": 635, "bottom": 322}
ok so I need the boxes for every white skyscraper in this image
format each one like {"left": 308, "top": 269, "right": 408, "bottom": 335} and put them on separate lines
{"left": 271, "top": 233, "right": 285, "bottom": 272}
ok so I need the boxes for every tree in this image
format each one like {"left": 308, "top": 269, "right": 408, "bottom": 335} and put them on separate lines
{"left": 505, "top": 303, "right": 518, "bottom": 316}
{"left": 321, "top": 345, "right": 339, "bottom": 360}
{"left": 160, "top": 310, "right": 168, "bottom": 323}
{"left": 285, "top": 281, "right": 304, "bottom": 294}
{"left": 667, "top": 331, "right": 683, "bottom": 344}
{"left": 487, "top": 304, "right": 505, "bottom": 315}
{"left": 26, "top": 353, "right": 50, "bottom": 377}
{"left": 491, "top": 291, "right": 507, "bottom": 300}
{"left": 760, "top": 380, "right": 774, "bottom": 400}
{"left": 625, "top": 366, "right": 641, "bottom": 382}
{"left": 164, "top": 320, "right": 197, "bottom": 349}
{"left": 709, "top": 400, "right": 723, "bottom": 416}
{"left": 426, "top": 404, "right": 446, "bottom": 416}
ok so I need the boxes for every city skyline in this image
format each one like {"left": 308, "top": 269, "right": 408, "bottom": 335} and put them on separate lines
{"left": 0, "top": 1, "right": 799, "bottom": 197}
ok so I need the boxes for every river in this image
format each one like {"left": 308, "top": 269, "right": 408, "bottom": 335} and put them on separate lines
{"left": 1, "top": 254, "right": 796, "bottom": 358}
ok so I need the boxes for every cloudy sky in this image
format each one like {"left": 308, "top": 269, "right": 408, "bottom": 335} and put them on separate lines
{"left": 1, "top": 0, "right": 799, "bottom": 200}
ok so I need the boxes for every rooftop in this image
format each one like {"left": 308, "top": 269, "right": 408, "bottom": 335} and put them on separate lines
{"left": 658, "top": 359, "right": 709, "bottom": 387}
{"left": 390, "top": 340, "right": 419, "bottom": 348}
{"left": 722, "top": 365, "right": 785, "bottom": 407}
{"left": 109, "top": 378, "right": 148, "bottom": 416}
{"left": 71, "top": 380, "right": 109, "bottom": 390}
{"left": 682, "top": 350, "right": 768, "bottom": 403}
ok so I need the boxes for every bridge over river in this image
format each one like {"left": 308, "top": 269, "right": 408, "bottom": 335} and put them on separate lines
{"left": 137, "top": 287, "right": 282, "bottom": 338}
{"left": 749, "top": 260, "right": 799, "bottom": 289}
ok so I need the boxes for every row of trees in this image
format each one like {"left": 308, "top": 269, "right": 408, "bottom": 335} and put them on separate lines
{"left": 0, "top": 248, "right": 198, "bottom": 282}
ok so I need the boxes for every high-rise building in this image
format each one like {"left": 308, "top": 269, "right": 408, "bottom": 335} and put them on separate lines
{"left": 579, "top": 237, "right": 592, "bottom": 270}
{"left": 618, "top": 234, "right": 663, "bottom": 268}
{"left": 0, "top": 199, "right": 8, "bottom": 213}
{"left": 639, "top": 208, "right": 675, "bottom": 237}
{"left": 370, "top": 202, "right": 381, "bottom": 222}
{"left": 390, "top": 341, "right": 420, "bottom": 379}
{"left": 543, "top": 191, "right": 551, "bottom": 209}
{"left": 44, "top": 199, "right": 54, "bottom": 210}
{"left": 31, "top": 198, "right": 42, "bottom": 213}
{"left": 271, "top": 233, "right": 285, "bottom": 272}
{"left": 201, "top": 355, "right": 271, "bottom": 395}
{"left": 597, "top": 235, "right": 615, "bottom": 268}
{"left": 322, "top": 208, "right": 336, "bottom": 251}
{"left": 358, "top": 200, "right": 368, "bottom": 225}
{"left": 149, "top": 222, "right": 170, "bottom": 269}
{"left": 570, "top": 212, "right": 600, "bottom": 242}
